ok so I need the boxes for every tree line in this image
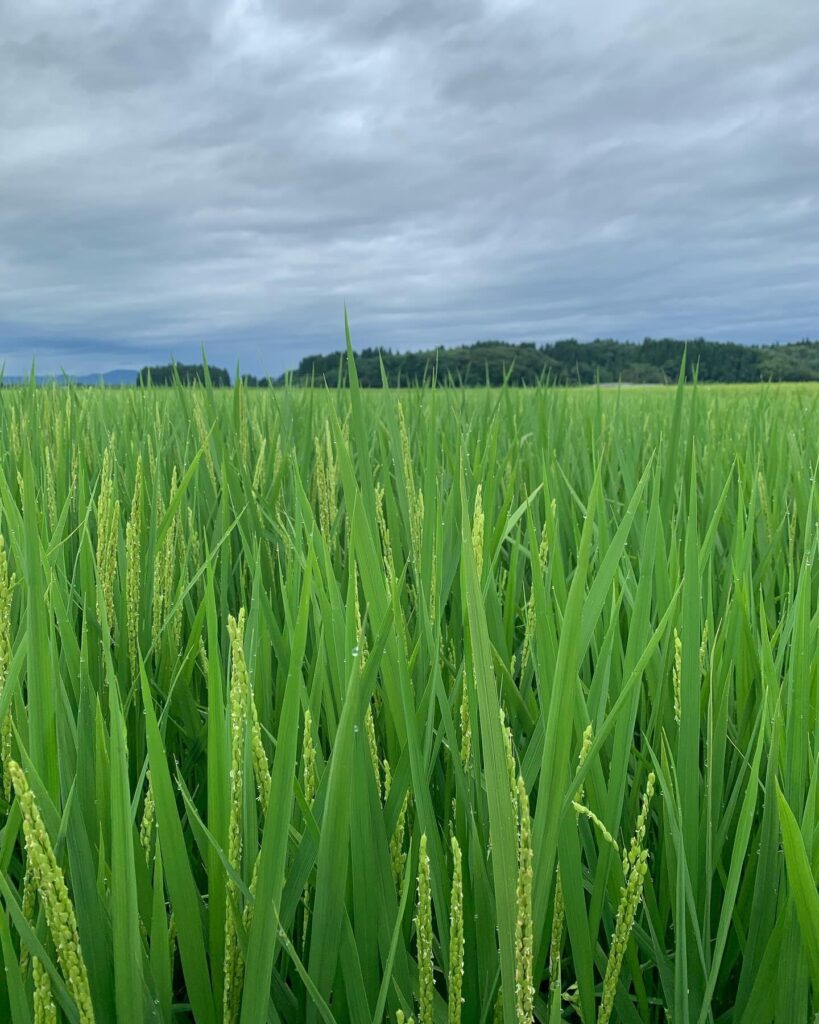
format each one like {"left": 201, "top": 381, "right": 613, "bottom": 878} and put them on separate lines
{"left": 137, "top": 338, "right": 819, "bottom": 389}
{"left": 281, "top": 337, "right": 819, "bottom": 387}
{"left": 136, "top": 362, "right": 230, "bottom": 387}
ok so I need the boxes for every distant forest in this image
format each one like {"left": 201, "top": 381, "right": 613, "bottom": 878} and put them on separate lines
{"left": 137, "top": 362, "right": 230, "bottom": 387}
{"left": 136, "top": 338, "right": 819, "bottom": 389}
{"left": 272, "top": 338, "right": 819, "bottom": 387}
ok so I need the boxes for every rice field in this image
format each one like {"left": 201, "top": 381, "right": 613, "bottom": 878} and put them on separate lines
{"left": 0, "top": 359, "right": 818, "bottom": 1023}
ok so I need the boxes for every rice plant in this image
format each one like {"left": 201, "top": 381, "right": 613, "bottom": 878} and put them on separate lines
{"left": 0, "top": 351, "right": 817, "bottom": 1023}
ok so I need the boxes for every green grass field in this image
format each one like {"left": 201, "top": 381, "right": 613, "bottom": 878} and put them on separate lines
{"left": 0, "top": 363, "right": 817, "bottom": 1023}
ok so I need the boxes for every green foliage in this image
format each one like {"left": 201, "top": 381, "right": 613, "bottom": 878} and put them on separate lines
{"left": 137, "top": 362, "right": 231, "bottom": 387}
{"left": 0, "top": 370, "right": 816, "bottom": 1023}
{"left": 284, "top": 336, "right": 819, "bottom": 386}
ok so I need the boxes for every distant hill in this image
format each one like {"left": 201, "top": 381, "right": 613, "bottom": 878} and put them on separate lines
{"left": 77, "top": 368, "right": 138, "bottom": 386}
{"left": 1, "top": 368, "right": 138, "bottom": 386}
{"left": 276, "top": 338, "right": 819, "bottom": 387}
{"left": 1, "top": 364, "right": 232, "bottom": 387}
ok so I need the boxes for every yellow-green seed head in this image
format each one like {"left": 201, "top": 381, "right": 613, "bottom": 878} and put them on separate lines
{"left": 391, "top": 791, "right": 410, "bottom": 892}
{"left": 600, "top": 772, "right": 655, "bottom": 1024}
{"left": 375, "top": 484, "right": 396, "bottom": 585}
{"left": 224, "top": 609, "right": 249, "bottom": 1024}
{"left": 252, "top": 436, "right": 267, "bottom": 494}
{"left": 32, "top": 956, "right": 58, "bottom": 1024}
{"left": 500, "top": 709, "right": 519, "bottom": 831}
{"left": 250, "top": 697, "right": 271, "bottom": 817}
{"left": 515, "top": 775, "right": 534, "bottom": 1024}
{"left": 459, "top": 680, "right": 472, "bottom": 772}
{"left": 9, "top": 760, "right": 95, "bottom": 1023}
{"left": 125, "top": 455, "right": 142, "bottom": 678}
{"left": 574, "top": 723, "right": 594, "bottom": 804}
{"left": 415, "top": 833, "right": 434, "bottom": 1024}
{"left": 139, "top": 769, "right": 156, "bottom": 864}
{"left": 672, "top": 628, "right": 682, "bottom": 724}
{"left": 572, "top": 802, "right": 620, "bottom": 855}
{"left": 365, "top": 705, "right": 382, "bottom": 803}
{"left": 548, "top": 868, "right": 564, "bottom": 993}
{"left": 95, "top": 445, "right": 120, "bottom": 638}
{"left": 303, "top": 709, "right": 317, "bottom": 808}
{"left": 699, "top": 620, "right": 709, "bottom": 675}
{"left": 301, "top": 707, "right": 318, "bottom": 954}
{"left": 448, "top": 836, "right": 464, "bottom": 1024}
{"left": 44, "top": 450, "right": 58, "bottom": 533}
{"left": 19, "top": 858, "right": 37, "bottom": 977}
{"left": 471, "top": 484, "right": 484, "bottom": 579}
{"left": 193, "top": 396, "right": 218, "bottom": 488}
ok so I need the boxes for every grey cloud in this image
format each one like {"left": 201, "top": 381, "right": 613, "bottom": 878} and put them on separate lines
{"left": 0, "top": 0, "right": 817, "bottom": 375}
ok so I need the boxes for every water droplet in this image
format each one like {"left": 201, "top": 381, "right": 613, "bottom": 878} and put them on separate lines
{"left": 351, "top": 645, "right": 360, "bottom": 657}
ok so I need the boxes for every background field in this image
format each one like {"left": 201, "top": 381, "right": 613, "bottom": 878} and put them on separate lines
{"left": 0, "top": 368, "right": 818, "bottom": 1023}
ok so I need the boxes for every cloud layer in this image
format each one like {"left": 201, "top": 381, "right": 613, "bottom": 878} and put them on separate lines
{"left": 1, "top": 0, "right": 817, "bottom": 374}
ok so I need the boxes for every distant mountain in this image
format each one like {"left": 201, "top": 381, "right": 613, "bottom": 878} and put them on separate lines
{"left": 75, "top": 368, "right": 138, "bottom": 386}
{"left": 1, "top": 363, "right": 233, "bottom": 387}
{"left": 1, "top": 368, "right": 138, "bottom": 386}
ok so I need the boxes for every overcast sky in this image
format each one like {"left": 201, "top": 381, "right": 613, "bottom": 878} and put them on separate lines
{"left": 1, "top": 0, "right": 817, "bottom": 375}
